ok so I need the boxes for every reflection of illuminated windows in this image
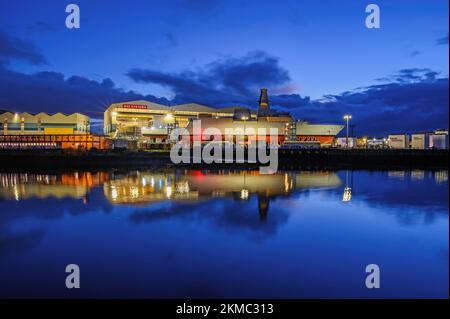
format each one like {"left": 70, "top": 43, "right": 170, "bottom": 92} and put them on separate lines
{"left": 130, "top": 186, "right": 139, "bottom": 198}
{"left": 14, "top": 185, "right": 19, "bottom": 201}
{"left": 111, "top": 187, "right": 118, "bottom": 201}
{"left": 240, "top": 189, "right": 249, "bottom": 200}
{"left": 176, "top": 181, "right": 190, "bottom": 193}
{"left": 411, "top": 170, "right": 425, "bottom": 181}
{"left": 435, "top": 171, "right": 448, "bottom": 184}
{"left": 165, "top": 186, "right": 173, "bottom": 198}
{"left": 342, "top": 187, "right": 352, "bottom": 202}
{"left": 388, "top": 171, "right": 405, "bottom": 180}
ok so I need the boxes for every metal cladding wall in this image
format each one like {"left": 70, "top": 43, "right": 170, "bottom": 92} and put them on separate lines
{"left": 411, "top": 134, "right": 430, "bottom": 149}
{"left": 388, "top": 134, "right": 409, "bottom": 149}
{"left": 429, "top": 134, "right": 449, "bottom": 149}
{"left": 0, "top": 111, "right": 90, "bottom": 135}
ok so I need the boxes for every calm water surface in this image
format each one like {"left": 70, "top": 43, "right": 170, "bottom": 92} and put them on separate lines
{"left": 0, "top": 169, "right": 448, "bottom": 298}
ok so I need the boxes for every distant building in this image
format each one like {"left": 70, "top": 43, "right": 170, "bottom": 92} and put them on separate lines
{"left": 411, "top": 133, "right": 430, "bottom": 150}
{"left": 103, "top": 100, "right": 256, "bottom": 143}
{"left": 0, "top": 111, "right": 90, "bottom": 135}
{"left": 388, "top": 134, "right": 409, "bottom": 149}
{"left": 0, "top": 111, "right": 109, "bottom": 150}
{"left": 429, "top": 130, "right": 449, "bottom": 149}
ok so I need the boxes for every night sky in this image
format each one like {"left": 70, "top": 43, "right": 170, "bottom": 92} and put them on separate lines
{"left": 0, "top": 0, "right": 448, "bottom": 136}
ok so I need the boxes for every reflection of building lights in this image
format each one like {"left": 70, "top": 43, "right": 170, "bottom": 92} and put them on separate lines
{"left": 130, "top": 186, "right": 139, "bottom": 198}
{"left": 435, "top": 170, "right": 448, "bottom": 184}
{"left": 150, "top": 177, "right": 155, "bottom": 188}
{"left": 142, "top": 177, "right": 146, "bottom": 186}
{"left": 411, "top": 170, "right": 425, "bottom": 181}
{"left": 176, "top": 181, "right": 190, "bottom": 193}
{"left": 240, "top": 189, "right": 249, "bottom": 200}
{"left": 342, "top": 187, "right": 352, "bottom": 202}
{"left": 166, "top": 186, "right": 173, "bottom": 198}
{"left": 14, "top": 185, "right": 20, "bottom": 201}
{"left": 284, "top": 173, "right": 290, "bottom": 193}
{"left": 111, "top": 187, "right": 118, "bottom": 201}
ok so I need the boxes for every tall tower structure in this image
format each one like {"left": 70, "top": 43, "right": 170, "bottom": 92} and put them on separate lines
{"left": 258, "top": 88, "right": 270, "bottom": 111}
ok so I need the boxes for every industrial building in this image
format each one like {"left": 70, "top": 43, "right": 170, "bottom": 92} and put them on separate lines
{"left": 387, "top": 130, "right": 449, "bottom": 150}
{"left": 0, "top": 111, "right": 109, "bottom": 150}
{"left": 0, "top": 111, "right": 90, "bottom": 135}
{"left": 104, "top": 89, "right": 343, "bottom": 148}
{"left": 104, "top": 100, "right": 256, "bottom": 142}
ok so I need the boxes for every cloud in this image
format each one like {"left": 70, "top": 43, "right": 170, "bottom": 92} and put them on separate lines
{"left": 164, "top": 32, "right": 177, "bottom": 47}
{"left": 436, "top": 33, "right": 449, "bottom": 45}
{"left": 26, "top": 21, "right": 57, "bottom": 33}
{"left": 410, "top": 50, "right": 421, "bottom": 57}
{"left": 293, "top": 69, "right": 449, "bottom": 136}
{"left": 0, "top": 31, "right": 46, "bottom": 66}
{"left": 0, "top": 68, "right": 171, "bottom": 128}
{"left": 128, "top": 50, "right": 298, "bottom": 106}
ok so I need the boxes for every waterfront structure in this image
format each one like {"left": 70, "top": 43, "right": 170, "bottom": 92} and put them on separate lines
{"left": 107, "top": 89, "right": 343, "bottom": 147}
{"left": 0, "top": 133, "right": 110, "bottom": 150}
{"left": 429, "top": 130, "right": 449, "bottom": 149}
{"left": 388, "top": 134, "right": 409, "bottom": 149}
{"left": 0, "top": 111, "right": 90, "bottom": 135}
{"left": 411, "top": 133, "right": 430, "bottom": 150}
{"left": 335, "top": 137, "right": 357, "bottom": 148}
{"left": 103, "top": 100, "right": 256, "bottom": 142}
{"left": 0, "top": 110, "right": 111, "bottom": 150}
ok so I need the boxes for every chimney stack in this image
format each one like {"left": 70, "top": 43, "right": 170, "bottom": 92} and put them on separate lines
{"left": 258, "top": 88, "right": 269, "bottom": 111}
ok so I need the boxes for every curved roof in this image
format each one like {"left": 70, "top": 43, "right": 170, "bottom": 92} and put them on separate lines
{"left": 171, "top": 103, "right": 216, "bottom": 113}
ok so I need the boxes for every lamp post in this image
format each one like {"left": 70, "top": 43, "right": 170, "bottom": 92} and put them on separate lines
{"left": 343, "top": 114, "right": 352, "bottom": 148}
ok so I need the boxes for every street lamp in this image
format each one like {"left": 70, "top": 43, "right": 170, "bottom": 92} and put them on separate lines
{"left": 343, "top": 114, "right": 352, "bottom": 148}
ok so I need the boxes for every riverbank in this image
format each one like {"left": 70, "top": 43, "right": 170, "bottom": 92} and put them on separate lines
{"left": 0, "top": 148, "right": 448, "bottom": 170}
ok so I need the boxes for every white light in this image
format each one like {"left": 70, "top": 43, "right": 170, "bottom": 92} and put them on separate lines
{"left": 342, "top": 187, "right": 352, "bottom": 202}
{"left": 240, "top": 189, "right": 249, "bottom": 200}
{"left": 111, "top": 187, "right": 118, "bottom": 200}
{"left": 166, "top": 186, "right": 173, "bottom": 198}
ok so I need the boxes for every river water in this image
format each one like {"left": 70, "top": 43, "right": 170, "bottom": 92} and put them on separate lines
{"left": 0, "top": 169, "right": 448, "bottom": 298}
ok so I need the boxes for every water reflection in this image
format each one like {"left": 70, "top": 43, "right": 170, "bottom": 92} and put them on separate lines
{"left": 108, "top": 170, "right": 343, "bottom": 222}
{"left": 0, "top": 168, "right": 448, "bottom": 298}
{"left": 0, "top": 172, "right": 108, "bottom": 201}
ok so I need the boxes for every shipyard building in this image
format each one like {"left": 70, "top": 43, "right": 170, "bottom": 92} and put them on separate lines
{"left": 104, "top": 89, "right": 343, "bottom": 148}
{"left": 0, "top": 111, "right": 109, "bottom": 150}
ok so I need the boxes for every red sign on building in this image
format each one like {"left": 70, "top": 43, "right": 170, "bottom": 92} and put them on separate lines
{"left": 122, "top": 104, "right": 148, "bottom": 109}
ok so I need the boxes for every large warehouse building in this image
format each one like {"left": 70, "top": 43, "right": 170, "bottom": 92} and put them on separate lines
{"left": 104, "top": 100, "right": 256, "bottom": 143}
{"left": 0, "top": 111, "right": 109, "bottom": 150}
{"left": 0, "top": 111, "right": 90, "bottom": 135}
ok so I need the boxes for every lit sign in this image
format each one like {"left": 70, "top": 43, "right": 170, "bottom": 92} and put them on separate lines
{"left": 122, "top": 104, "right": 148, "bottom": 109}
{"left": 298, "top": 136, "right": 319, "bottom": 142}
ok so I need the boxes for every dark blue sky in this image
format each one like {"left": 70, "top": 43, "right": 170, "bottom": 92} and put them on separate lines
{"left": 0, "top": 0, "right": 448, "bottom": 135}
